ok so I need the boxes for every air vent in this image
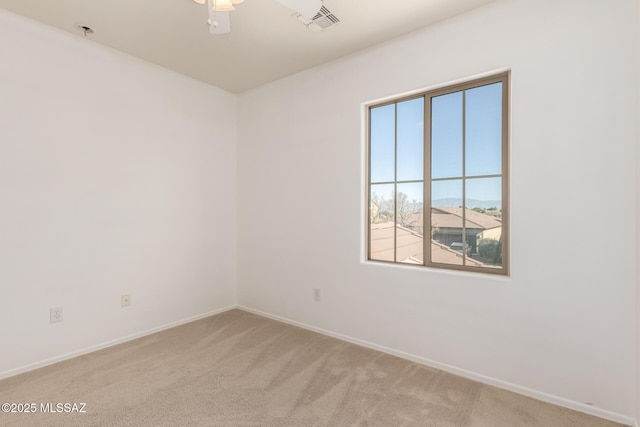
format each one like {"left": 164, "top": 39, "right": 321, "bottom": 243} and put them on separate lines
{"left": 295, "top": 5, "right": 340, "bottom": 32}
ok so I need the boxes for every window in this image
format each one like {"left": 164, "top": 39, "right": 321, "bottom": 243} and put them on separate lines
{"left": 367, "top": 73, "right": 509, "bottom": 275}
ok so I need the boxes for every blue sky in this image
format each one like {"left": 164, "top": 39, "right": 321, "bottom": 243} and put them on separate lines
{"left": 370, "top": 82, "right": 502, "bottom": 205}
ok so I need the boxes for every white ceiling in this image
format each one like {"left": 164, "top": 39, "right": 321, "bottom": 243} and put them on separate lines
{"left": 0, "top": 0, "right": 498, "bottom": 93}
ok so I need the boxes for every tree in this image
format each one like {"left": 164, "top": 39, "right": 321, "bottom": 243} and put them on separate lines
{"left": 370, "top": 192, "right": 423, "bottom": 234}
{"left": 478, "top": 238, "right": 502, "bottom": 265}
{"left": 396, "top": 192, "right": 423, "bottom": 234}
{"left": 370, "top": 193, "right": 393, "bottom": 223}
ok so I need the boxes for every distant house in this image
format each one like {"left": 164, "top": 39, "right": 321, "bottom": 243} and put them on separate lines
{"left": 370, "top": 205, "right": 502, "bottom": 256}
{"left": 431, "top": 207, "right": 502, "bottom": 253}
{"left": 369, "top": 221, "right": 484, "bottom": 267}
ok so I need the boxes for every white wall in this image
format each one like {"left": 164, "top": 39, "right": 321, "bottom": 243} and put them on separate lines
{"left": 0, "top": 10, "right": 237, "bottom": 376}
{"left": 636, "top": 1, "right": 640, "bottom": 425}
{"left": 238, "top": 0, "right": 638, "bottom": 421}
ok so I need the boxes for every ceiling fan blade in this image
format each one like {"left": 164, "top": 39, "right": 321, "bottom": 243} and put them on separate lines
{"left": 208, "top": 10, "right": 231, "bottom": 34}
{"left": 273, "top": 0, "right": 322, "bottom": 19}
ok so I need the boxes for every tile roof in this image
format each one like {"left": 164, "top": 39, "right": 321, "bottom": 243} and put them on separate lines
{"left": 432, "top": 207, "right": 502, "bottom": 230}
{"left": 370, "top": 222, "right": 484, "bottom": 267}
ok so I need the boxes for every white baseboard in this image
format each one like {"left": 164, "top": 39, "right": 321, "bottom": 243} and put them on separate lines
{"left": 0, "top": 305, "right": 238, "bottom": 380}
{"left": 237, "top": 305, "right": 635, "bottom": 427}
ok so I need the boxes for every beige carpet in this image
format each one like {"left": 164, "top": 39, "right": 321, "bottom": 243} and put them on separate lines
{"left": 0, "top": 309, "right": 627, "bottom": 426}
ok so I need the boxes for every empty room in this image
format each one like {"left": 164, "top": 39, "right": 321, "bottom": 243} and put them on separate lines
{"left": 1, "top": 0, "right": 639, "bottom": 426}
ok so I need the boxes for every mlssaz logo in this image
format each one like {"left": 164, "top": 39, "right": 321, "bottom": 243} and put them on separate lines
{"left": 40, "top": 402, "right": 87, "bottom": 413}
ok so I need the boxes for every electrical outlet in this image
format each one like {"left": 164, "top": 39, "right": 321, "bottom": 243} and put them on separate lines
{"left": 313, "top": 288, "right": 320, "bottom": 302}
{"left": 50, "top": 307, "right": 63, "bottom": 323}
{"left": 121, "top": 294, "right": 131, "bottom": 307}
